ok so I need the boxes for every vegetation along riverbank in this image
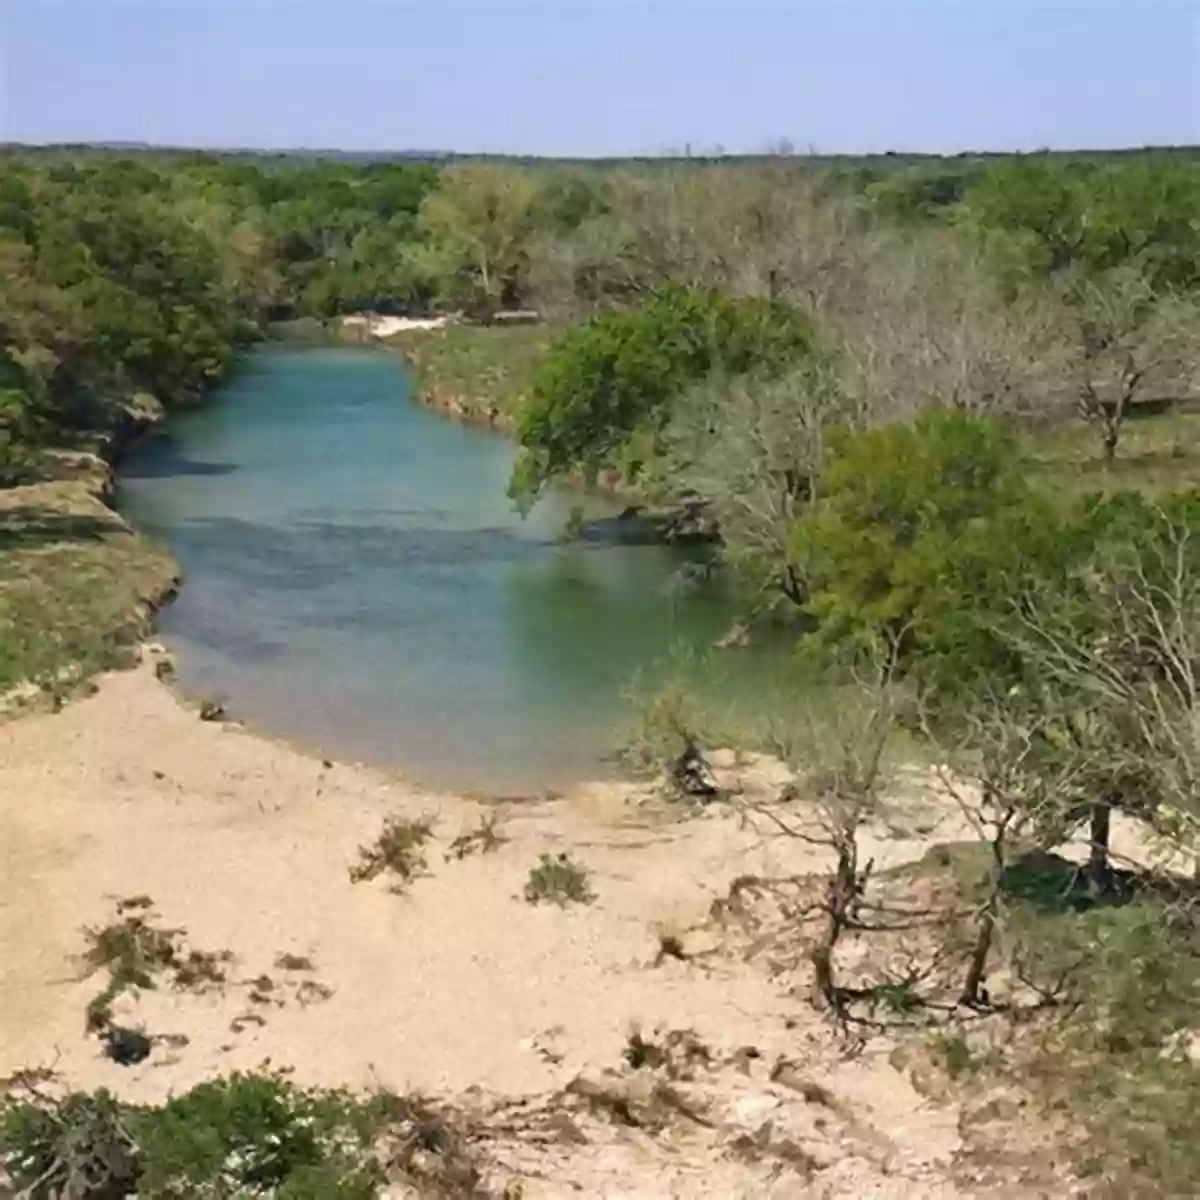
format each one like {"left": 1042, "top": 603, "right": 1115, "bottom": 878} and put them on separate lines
{"left": 4, "top": 146, "right": 1200, "bottom": 1195}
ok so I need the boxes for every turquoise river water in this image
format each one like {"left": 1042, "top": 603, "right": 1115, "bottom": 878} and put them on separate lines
{"left": 118, "top": 347, "right": 767, "bottom": 791}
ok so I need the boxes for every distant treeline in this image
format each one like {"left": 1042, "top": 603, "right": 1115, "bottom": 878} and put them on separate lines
{"left": 8, "top": 141, "right": 1200, "bottom": 167}
{"left": 3, "top": 147, "right": 1200, "bottom": 479}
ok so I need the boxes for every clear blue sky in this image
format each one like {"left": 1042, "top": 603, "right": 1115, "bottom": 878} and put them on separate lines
{"left": 3, "top": 0, "right": 1198, "bottom": 155}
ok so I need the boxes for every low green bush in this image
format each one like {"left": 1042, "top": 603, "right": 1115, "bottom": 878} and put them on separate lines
{"left": 524, "top": 853, "right": 595, "bottom": 907}
{"left": 0, "top": 1070, "right": 485, "bottom": 1199}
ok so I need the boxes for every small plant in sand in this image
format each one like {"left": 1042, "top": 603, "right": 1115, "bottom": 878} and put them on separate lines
{"left": 623, "top": 1026, "right": 713, "bottom": 1078}
{"left": 447, "top": 811, "right": 509, "bottom": 860}
{"left": 274, "top": 952, "right": 316, "bottom": 972}
{"left": 349, "top": 815, "right": 435, "bottom": 891}
{"left": 81, "top": 900, "right": 232, "bottom": 1039}
{"left": 524, "top": 853, "right": 595, "bottom": 907}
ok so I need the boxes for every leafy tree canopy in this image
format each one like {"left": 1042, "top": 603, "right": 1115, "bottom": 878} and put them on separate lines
{"left": 954, "top": 158, "right": 1200, "bottom": 292}
{"left": 510, "top": 286, "right": 815, "bottom": 506}
{"left": 789, "top": 410, "right": 1066, "bottom": 683}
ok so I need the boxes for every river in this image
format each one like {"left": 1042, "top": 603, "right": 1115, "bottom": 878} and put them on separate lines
{"left": 118, "top": 346, "right": 767, "bottom": 792}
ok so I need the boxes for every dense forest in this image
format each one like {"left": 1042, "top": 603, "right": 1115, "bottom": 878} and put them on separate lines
{"left": 5, "top": 146, "right": 1200, "bottom": 1193}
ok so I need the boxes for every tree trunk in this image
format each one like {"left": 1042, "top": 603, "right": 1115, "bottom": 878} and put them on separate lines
{"left": 962, "top": 812, "right": 1007, "bottom": 1007}
{"left": 961, "top": 898, "right": 996, "bottom": 1007}
{"left": 1102, "top": 418, "right": 1119, "bottom": 460}
{"left": 1087, "top": 802, "right": 1113, "bottom": 896}
{"left": 780, "top": 565, "right": 805, "bottom": 609}
{"left": 811, "top": 842, "right": 857, "bottom": 1015}
{"left": 811, "top": 935, "right": 837, "bottom": 1010}
{"left": 478, "top": 257, "right": 495, "bottom": 323}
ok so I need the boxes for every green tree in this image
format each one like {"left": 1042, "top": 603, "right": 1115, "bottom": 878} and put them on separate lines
{"left": 788, "top": 409, "right": 1061, "bottom": 679}
{"left": 415, "top": 165, "right": 540, "bottom": 318}
{"left": 955, "top": 156, "right": 1200, "bottom": 293}
{"left": 510, "top": 286, "right": 815, "bottom": 507}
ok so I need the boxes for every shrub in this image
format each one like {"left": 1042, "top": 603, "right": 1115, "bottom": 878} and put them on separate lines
{"left": 446, "top": 812, "right": 508, "bottom": 861}
{"left": 524, "top": 854, "right": 595, "bottom": 906}
{"left": 1, "top": 1084, "right": 140, "bottom": 1199}
{"left": 1008, "top": 894, "right": 1200, "bottom": 1198}
{"left": 133, "top": 1072, "right": 334, "bottom": 1195}
{"left": 0, "top": 1071, "right": 485, "bottom": 1200}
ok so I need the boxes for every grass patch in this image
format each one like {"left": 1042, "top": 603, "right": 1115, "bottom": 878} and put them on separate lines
{"left": 349, "top": 816, "right": 435, "bottom": 892}
{"left": 385, "top": 323, "right": 551, "bottom": 427}
{"left": 0, "top": 471, "right": 177, "bottom": 703}
{"left": 1026, "top": 408, "right": 1200, "bottom": 496}
{"left": 0, "top": 1069, "right": 487, "bottom": 1199}
{"left": 523, "top": 853, "right": 595, "bottom": 907}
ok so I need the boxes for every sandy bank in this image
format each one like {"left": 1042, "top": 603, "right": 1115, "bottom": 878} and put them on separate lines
{"left": 0, "top": 661, "right": 1073, "bottom": 1196}
{"left": 341, "top": 313, "right": 452, "bottom": 339}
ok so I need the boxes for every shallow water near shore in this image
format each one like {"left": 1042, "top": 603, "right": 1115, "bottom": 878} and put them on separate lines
{"left": 118, "top": 347, "right": 770, "bottom": 791}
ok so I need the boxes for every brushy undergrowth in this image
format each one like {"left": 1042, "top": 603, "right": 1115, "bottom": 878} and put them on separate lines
{"left": 901, "top": 847, "right": 1200, "bottom": 1199}
{"left": 349, "top": 816, "right": 435, "bottom": 892}
{"left": 523, "top": 853, "right": 595, "bottom": 907}
{"left": 1015, "top": 894, "right": 1200, "bottom": 1198}
{"left": 0, "top": 1069, "right": 487, "bottom": 1199}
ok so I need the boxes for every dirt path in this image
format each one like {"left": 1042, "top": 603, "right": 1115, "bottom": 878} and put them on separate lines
{"left": 0, "top": 662, "right": 1066, "bottom": 1196}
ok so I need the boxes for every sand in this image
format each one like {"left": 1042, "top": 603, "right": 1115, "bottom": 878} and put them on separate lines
{"left": 341, "top": 313, "right": 452, "bottom": 339}
{"left": 0, "top": 659, "right": 1071, "bottom": 1196}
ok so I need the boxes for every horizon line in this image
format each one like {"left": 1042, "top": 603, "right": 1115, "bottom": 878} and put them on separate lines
{"left": 4, "top": 140, "right": 1200, "bottom": 161}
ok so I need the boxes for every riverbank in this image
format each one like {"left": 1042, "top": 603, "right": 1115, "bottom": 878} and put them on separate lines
{"left": 0, "top": 324, "right": 524, "bottom": 721}
{"left": 0, "top": 399, "right": 180, "bottom": 717}
{"left": 0, "top": 657, "right": 1074, "bottom": 1196}
{"left": 377, "top": 319, "right": 549, "bottom": 432}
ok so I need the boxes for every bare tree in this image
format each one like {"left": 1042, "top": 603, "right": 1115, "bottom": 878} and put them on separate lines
{"left": 814, "top": 229, "right": 1074, "bottom": 427}
{"left": 1010, "top": 509, "right": 1200, "bottom": 881}
{"left": 525, "top": 164, "right": 872, "bottom": 319}
{"left": 651, "top": 363, "right": 846, "bottom": 609}
{"left": 1055, "top": 267, "right": 1200, "bottom": 459}
{"left": 926, "top": 687, "right": 1091, "bottom": 1006}
{"left": 746, "top": 638, "right": 903, "bottom": 1016}
{"left": 525, "top": 166, "right": 1072, "bottom": 440}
